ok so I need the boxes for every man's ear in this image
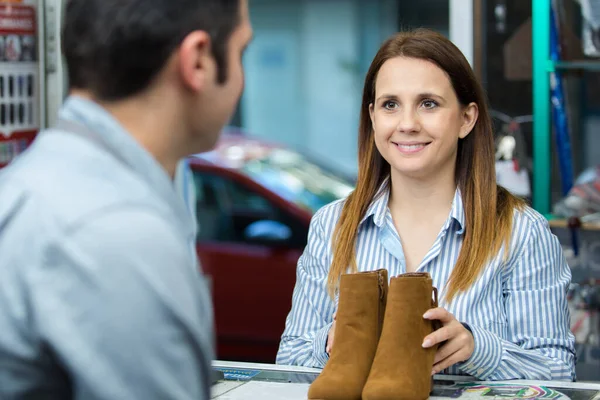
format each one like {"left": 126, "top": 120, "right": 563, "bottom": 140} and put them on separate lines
{"left": 177, "top": 31, "right": 214, "bottom": 92}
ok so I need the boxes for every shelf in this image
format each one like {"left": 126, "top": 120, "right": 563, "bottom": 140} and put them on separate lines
{"left": 554, "top": 60, "right": 600, "bottom": 72}
{"left": 548, "top": 218, "right": 600, "bottom": 231}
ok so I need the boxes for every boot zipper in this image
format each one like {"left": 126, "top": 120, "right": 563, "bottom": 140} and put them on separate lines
{"left": 377, "top": 271, "right": 386, "bottom": 337}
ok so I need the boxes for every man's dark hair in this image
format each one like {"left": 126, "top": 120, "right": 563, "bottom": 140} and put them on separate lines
{"left": 62, "top": 0, "right": 241, "bottom": 101}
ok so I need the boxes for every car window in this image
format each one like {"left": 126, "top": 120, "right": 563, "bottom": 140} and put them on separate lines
{"left": 224, "top": 178, "right": 272, "bottom": 213}
{"left": 193, "top": 172, "right": 232, "bottom": 241}
{"left": 193, "top": 170, "right": 307, "bottom": 248}
{"left": 240, "top": 148, "right": 354, "bottom": 213}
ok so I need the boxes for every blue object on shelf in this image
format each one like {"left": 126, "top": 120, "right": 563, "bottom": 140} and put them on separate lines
{"left": 550, "top": 6, "right": 578, "bottom": 255}
{"left": 549, "top": 7, "right": 574, "bottom": 196}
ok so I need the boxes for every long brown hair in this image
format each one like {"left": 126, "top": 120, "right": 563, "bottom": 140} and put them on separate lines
{"left": 327, "top": 29, "right": 525, "bottom": 302}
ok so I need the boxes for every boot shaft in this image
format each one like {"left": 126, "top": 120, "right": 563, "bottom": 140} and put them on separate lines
{"left": 308, "top": 269, "right": 388, "bottom": 400}
{"left": 362, "top": 272, "right": 439, "bottom": 400}
{"left": 329, "top": 268, "right": 389, "bottom": 364}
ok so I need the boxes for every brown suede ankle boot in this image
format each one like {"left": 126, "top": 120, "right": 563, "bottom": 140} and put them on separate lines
{"left": 362, "top": 272, "right": 439, "bottom": 400}
{"left": 307, "top": 269, "right": 388, "bottom": 400}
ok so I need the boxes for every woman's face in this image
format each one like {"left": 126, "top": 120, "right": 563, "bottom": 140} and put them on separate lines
{"left": 369, "top": 56, "right": 478, "bottom": 181}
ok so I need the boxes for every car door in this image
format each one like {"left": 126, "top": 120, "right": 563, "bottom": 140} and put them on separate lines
{"left": 192, "top": 167, "right": 308, "bottom": 363}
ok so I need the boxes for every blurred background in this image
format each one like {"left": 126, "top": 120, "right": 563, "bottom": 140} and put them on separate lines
{"left": 0, "top": 0, "right": 599, "bottom": 381}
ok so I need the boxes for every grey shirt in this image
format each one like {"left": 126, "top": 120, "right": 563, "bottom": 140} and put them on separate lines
{"left": 0, "top": 96, "right": 213, "bottom": 399}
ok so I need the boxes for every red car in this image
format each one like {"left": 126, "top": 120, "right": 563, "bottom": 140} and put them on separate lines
{"left": 188, "top": 131, "right": 354, "bottom": 363}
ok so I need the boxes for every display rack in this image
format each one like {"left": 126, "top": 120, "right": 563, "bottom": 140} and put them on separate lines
{"left": 533, "top": 1, "right": 600, "bottom": 381}
{"left": 532, "top": 0, "right": 600, "bottom": 221}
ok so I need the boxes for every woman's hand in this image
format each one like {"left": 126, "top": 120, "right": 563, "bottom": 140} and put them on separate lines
{"left": 422, "top": 307, "right": 474, "bottom": 375}
{"left": 325, "top": 312, "right": 337, "bottom": 355}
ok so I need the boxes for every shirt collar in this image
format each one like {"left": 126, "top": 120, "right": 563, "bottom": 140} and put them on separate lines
{"left": 57, "top": 95, "right": 193, "bottom": 232}
{"left": 450, "top": 188, "right": 465, "bottom": 234}
{"left": 360, "top": 178, "right": 390, "bottom": 228}
{"left": 360, "top": 177, "right": 466, "bottom": 235}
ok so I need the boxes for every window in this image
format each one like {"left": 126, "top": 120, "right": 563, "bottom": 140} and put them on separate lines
{"left": 239, "top": 148, "right": 354, "bottom": 214}
{"left": 193, "top": 170, "right": 308, "bottom": 249}
{"left": 193, "top": 172, "right": 232, "bottom": 242}
{"left": 225, "top": 178, "right": 272, "bottom": 213}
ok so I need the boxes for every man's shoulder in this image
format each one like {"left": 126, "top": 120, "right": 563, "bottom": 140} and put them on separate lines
{"left": 0, "top": 132, "right": 165, "bottom": 231}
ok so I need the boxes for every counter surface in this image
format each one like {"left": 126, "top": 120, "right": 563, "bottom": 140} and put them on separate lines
{"left": 211, "top": 361, "right": 600, "bottom": 400}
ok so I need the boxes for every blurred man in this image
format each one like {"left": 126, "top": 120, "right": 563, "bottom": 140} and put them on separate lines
{"left": 0, "top": 0, "right": 252, "bottom": 398}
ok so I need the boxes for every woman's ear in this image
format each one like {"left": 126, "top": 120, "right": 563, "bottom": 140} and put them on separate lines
{"left": 459, "top": 102, "right": 478, "bottom": 139}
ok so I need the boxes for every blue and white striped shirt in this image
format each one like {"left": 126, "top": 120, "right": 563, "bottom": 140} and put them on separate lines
{"left": 276, "top": 184, "right": 576, "bottom": 381}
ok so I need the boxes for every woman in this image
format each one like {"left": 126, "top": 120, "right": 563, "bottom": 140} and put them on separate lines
{"left": 276, "top": 29, "right": 576, "bottom": 381}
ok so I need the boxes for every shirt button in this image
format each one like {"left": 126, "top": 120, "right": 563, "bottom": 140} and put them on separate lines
{"left": 477, "top": 368, "right": 485, "bottom": 375}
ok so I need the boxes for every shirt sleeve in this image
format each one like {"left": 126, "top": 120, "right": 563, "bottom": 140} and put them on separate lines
{"left": 32, "top": 207, "right": 213, "bottom": 400}
{"left": 459, "top": 218, "right": 576, "bottom": 381}
{"left": 275, "top": 207, "right": 337, "bottom": 368}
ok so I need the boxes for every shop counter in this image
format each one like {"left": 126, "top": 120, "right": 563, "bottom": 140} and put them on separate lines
{"left": 211, "top": 360, "right": 600, "bottom": 400}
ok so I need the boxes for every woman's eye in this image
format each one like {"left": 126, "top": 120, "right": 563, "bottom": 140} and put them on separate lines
{"left": 383, "top": 101, "right": 398, "bottom": 110}
{"left": 422, "top": 100, "right": 438, "bottom": 109}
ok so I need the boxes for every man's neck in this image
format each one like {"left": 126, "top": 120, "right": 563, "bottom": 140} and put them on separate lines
{"left": 71, "top": 89, "right": 185, "bottom": 178}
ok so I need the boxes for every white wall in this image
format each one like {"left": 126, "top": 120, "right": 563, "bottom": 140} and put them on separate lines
{"left": 449, "top": 0, "right": 474, "bottom": 66}
{"left": 301, "top": 0, "right": 361, "bottom": 174}
{"left": 242, "top": 0, "right": 399, "bottom": 176}
{"left": 241, "top": 1, "right": 305, "bottom": 149}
